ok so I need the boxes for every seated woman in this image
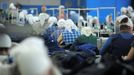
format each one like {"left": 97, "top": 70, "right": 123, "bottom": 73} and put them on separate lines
{"left": 105, "top": 15, "right": 114, "bottom": 32}
{"left": 75, "top": 27, "right": 98, "bottom": 45}
{"left": 52, "top": 19, "right": 66, "bottom": 41}
{"left": 122, "top": 42, "right": 134, "bottom": 61}
{"left": 57, "top": 19, "right": 81, "bottom": 47}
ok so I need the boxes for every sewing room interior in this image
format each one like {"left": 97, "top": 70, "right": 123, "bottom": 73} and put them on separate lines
{"left": 0, "top": 0, "right": 134, "bottom": 75}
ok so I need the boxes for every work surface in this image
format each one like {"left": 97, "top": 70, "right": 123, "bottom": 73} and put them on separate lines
{"left": 1, "top": 22, "right": 35, "bottom": 42}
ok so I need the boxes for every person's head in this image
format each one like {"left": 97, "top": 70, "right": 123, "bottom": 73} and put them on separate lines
{"left": 106, "top": 15, "right": 113, "bottom": 23}
{"left": 65, "top": 19, "right": 78, "bottom": 33}
{"left": 59, "top": 5, "right": 65, "bottom": 13}
{"left": 9, "top": 3, "right": 16, "bottom": 10}
{"left": 10, "top": 37, "right": 61, "bottom": 75}
{"left": 41, "top": 4, "right": 47, "bottom": 13}
{"left": 48, "top": 17, "right": 57, "bottom": 27}
{"left": 39, "top": 13, "right": 50, "bottom": 26}
{"left": 119, "top": 15, "right": 133, "bottom": 32}
{"left": 127, "top": 6, "right": 133, "bottom": 13}
{"left": 121, "top": 7, "right": 128, "bottom": 15}
{"left": 0, "top": 34, "right": 12, "bottom": 55}
{"left": 92, "top": 17, "right": 99, "bottom": 25}
{"left": 57, "top": 19, "right": 66, "bottom": 29}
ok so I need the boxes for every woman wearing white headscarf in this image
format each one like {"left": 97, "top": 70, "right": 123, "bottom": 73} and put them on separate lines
{"left": 18, "top": 10, "right": 28, "bottom": 26}
{"left": 65, "top": 19, "right": 79, "bottom": 33}
{"left": 91, "top": 17, "right": 100, "bottom": 30}
{"left": 78, "top": 16, "right": 86, "bottom": 29}
{"left": 121, "top": 7, "right": 128, "bottom": 15}
{"left": 75, "top": 27, "right": 97, "bottom": 45}
{"left": 9, "top": 3, "right": 18, "bottom": 24}
{"left": 0, "top": 33, "right": 15, "bottom": 75}
{"left": 69, "top": 11, "right": 79, "bottom": 24}
{"left": 52, "top": 19, "right": 66, "bottom": 41}
{"left": 58, "top": 19, "right": 81, "bottom": 46}
{"left": 10, "top": 37, "right": 61, "bottom": 75}
{"left": 43, "top": 17, "right": 58, "bottom": 37}
{"left": 87, "top": 15, "right": 93, "bottom": 27}
{"left": 128, "top": 6, "right": 133, "bottom": 13}
{"left": 58, "top": 5, "right": 67, "bottom": 20}
{"left": 48, "top": 17, "right": 58, "bottom": 27}
{"left": 105, "top": 15, "right": 114, "bottom": 32}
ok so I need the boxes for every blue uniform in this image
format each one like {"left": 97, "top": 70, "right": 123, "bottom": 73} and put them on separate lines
{"left": 100, "top": 32, "right": 134, "bottom": 56}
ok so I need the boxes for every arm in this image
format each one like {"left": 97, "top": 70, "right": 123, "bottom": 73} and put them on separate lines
{"left": 122, "top": 47, "right": 134, "bottom": 61}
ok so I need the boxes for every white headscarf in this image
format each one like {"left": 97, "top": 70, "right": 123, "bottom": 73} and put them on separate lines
{"left": 79, "top": 16, "right": 84, "bottom": 22}
{"left": 26, "top": 14, "right": 34, "bottom": 25}
{"left": 81, "top": 27, "right": 93, "bottom": 37}
{"left": 48, "top": 17, "right": 57, "bottom": 27}
{"left": 57, "top": 19, "right": 66, "bottom": 28}
{"left": 121, "top": 7, "right": 127, "bottom": 14}
{"left": 19, "top": 10, "right": 28, "bottom": 23}
{"left": 117, "top": 15, "right": 133, "bottom": 28}
{"left": 33, "top": 16, "right": 39, "bottom": 23}
{"left": 10, "top": 37, "right": 61, "bottom": 75}
{"left": 70, "top": 11, "right": 76, "bottom": 15}
{"left": 91, "top": 17, "right": 100, "bottom": 25}
{"left": 106, "top": 15, "right": 113, "bottom": 24}
{"left": 87, "top": 15, "right": 93, "bottom": 26}
{"left": 39, "top": 13, "right": 49, "bottom": 26}
{"left": 65, "top": 19, "right": 78, "bottom": 33}
{"left": 78, "top": 16, "right": 85, "bottom": 28}
{"left": 9, "top": 3, "right": 16, "bottom": 10}
{"left": 128, "top": 6, "right": 133, "bottom": 12}
{"left": 59, "top": 5, "right": 65, "bottom": 9}
{"left": 0, "top": 34, "right": 11, "bottom": 48}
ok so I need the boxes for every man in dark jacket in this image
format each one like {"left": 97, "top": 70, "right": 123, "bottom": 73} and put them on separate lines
{"left": 100, "top": 15, "right": 134, "bottom": 57}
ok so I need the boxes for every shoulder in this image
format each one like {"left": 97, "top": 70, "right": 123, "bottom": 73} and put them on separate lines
{"left": 110, "top": 34, "right": 121, "bottom": 38}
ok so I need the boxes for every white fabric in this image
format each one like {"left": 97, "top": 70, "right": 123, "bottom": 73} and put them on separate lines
{"left": 32, "top": 16, "right": 39, "bottom": 23}
{"left": 91, "top": 17, "right": 100, "bottom": 25}
{"left": 121, "top": 7, "right": 127, "bottom": 14}
{"left": 128, "top": 6, "right": 133, "bottom": 12}
{"left": 19, "top": 10, "right": 28, "bottom": 24}
{"left": 0, "top": 63, "right": 15, "bottom": 75}
{"left": 117, "top": 15, "right": 133, "bottom": 27}
{"left": 39, "top": 13, "right": 49, "bottom": 26}
{"left": 26, "top": 14, "right": 34, "bottom": 25}
{"left": 70, "top": 11, "right": 76, "bottom": 15}
{"left": 57, "top": 19, "right": 66, "bottom": 28}
{"left": 0, "top": 34, "right": 11, "bottom": 48}
{"left": 0, "top": 55, "right": 8, "bottom": 62}
{"left": 65, "top": 19, "right": 78, "bottom": 33}
{"left": 9, "top": 3, "right": 16, "bottom": 10}
{"left": 117, "top": 15, "right": 128, "bottom": 23}
{"left": 81, "top": 27, "right": 93, "bottom": 37}
{"left": 48, "top": 17, "right": 57, "bottom": 27}
{"left": 10, "top": 37, "right": 61, "bottom": 75}
{"left": 87, "top": 15, "right": 93, "bottom": 26}
{"left": 79, "top": 16, "right": 84, "bottom": 22}
{"left": 59, "top": 5, "right": 65, "bottom": 9}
